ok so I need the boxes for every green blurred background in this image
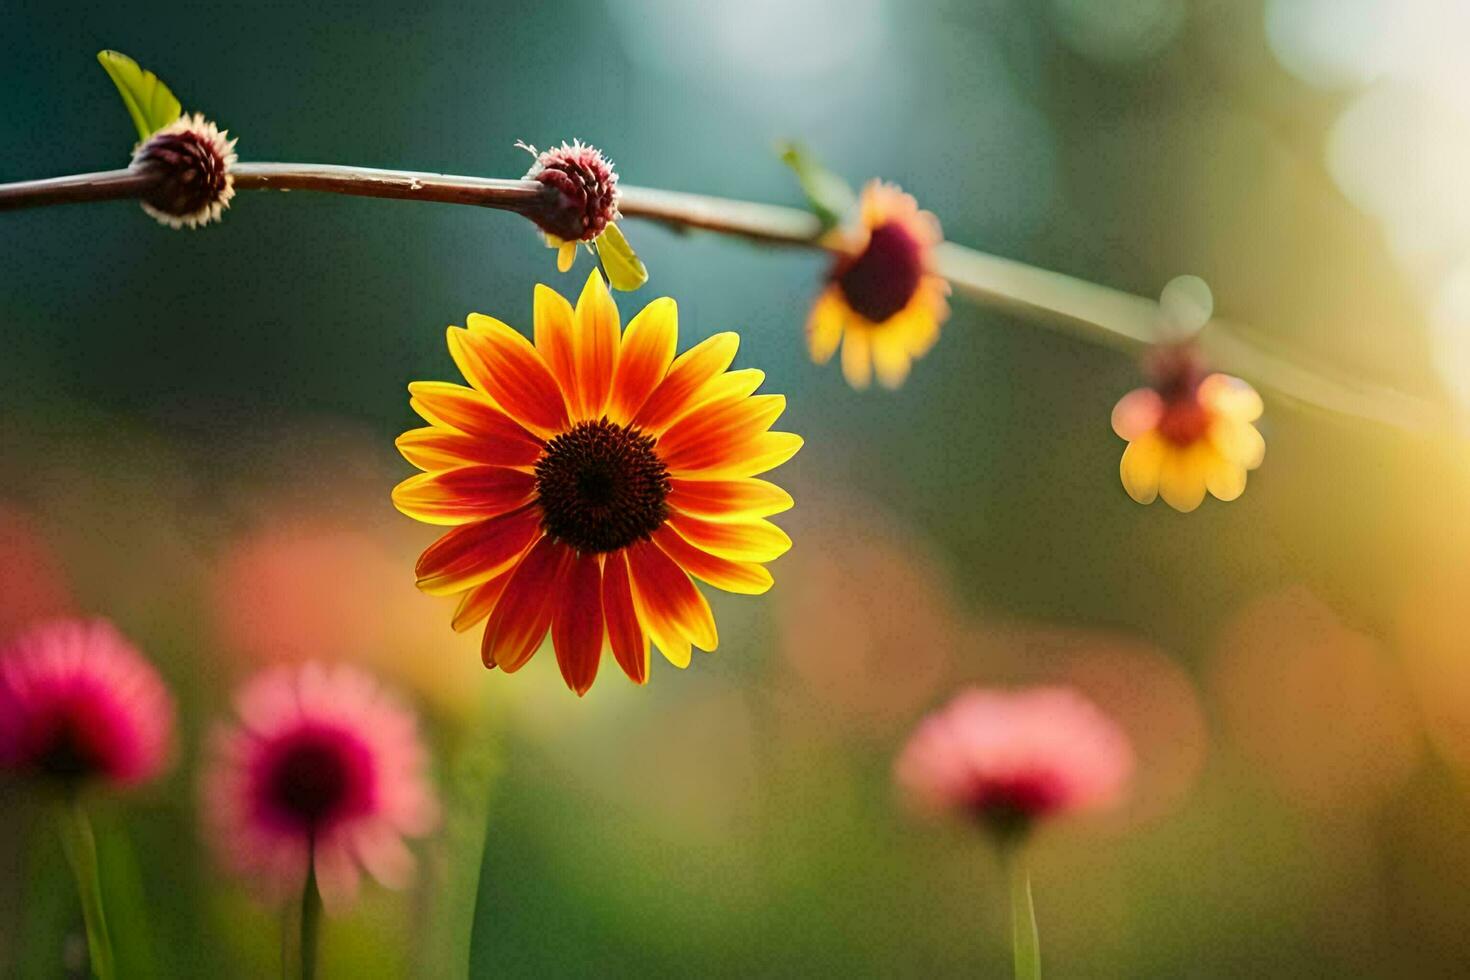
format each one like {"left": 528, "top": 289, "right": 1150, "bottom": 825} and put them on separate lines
{"left": 4, "top": 0, "right": 1470, "bottom": 976}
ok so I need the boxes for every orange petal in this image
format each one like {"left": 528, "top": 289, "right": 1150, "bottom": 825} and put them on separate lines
{"left": 626, "top": 540, "right": 698, "bottom": 666}
{"left": 451, "top": 319, "right": 569, "bottom": 435}
{"left": 658, "top": 394, "right": 786, "bottom": 471}
{"left": 667, "top": 430, "right": 803, "bottom": 479}
{"left": 633, "top": 332, "right": 740, "bottom": 434}
{"left": 534, "top": 284, "right": 580, "bottom": 418}
{"left": 481, "top": 536, "right": 571, "bottom": 671}
{"left": 667, "top": 478, "right": 794, "bottom": 521}
{"left": 414, "top": 506, "right": 542, "bottom": 595}
{"left": 653, "top": 525, "right": 773, "bottom": 595}
{"left": 573, "top": 270, "right": 620, "bottom": 419}
{"left": 451, "top": 565, "right": 516, "bottom": 632}
{"left": 606, "top": 297, "right": 676, "bottom": 424}
{"left": 551, "top": 551, "right": 604, "bottom": 695}
{"left": 601, "top": 549, "right": 648, "bottom": 684}
{"left": 444, "top": 320, "right": 509, "bottom": 395}
{"left": 395, "top": 426, "right": 542, "bottom": 471}
{"left": 665, "top": 513, "right": 791, "bottom": 563}
{"left": 685, "top": 368, "right": 765, "bottom": 407}
{"left": 392, "top": 466, "right": 535, "bottom": 526}
{"left": 407, "top": 382, "right": 544, "bottom": 449}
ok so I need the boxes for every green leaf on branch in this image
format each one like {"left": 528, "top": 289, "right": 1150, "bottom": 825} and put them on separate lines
{"left": 595, "top": 222, "right": 648, "bottom": 291}
{"left": 777, "top": 141, "right": 854, "bottom": 230}
{"left": 97, "top": 50, "right": 182, "bottom": 142}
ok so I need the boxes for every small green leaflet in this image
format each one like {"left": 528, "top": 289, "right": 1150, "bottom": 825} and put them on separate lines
{"left": 777, "top": 141, "right": 854, "bottom": 230}
{"left": 97, "top": 50, "right": 182, "bottom": 142}
{"left": 595, "top": 222, "right": 648, "bottom": 291}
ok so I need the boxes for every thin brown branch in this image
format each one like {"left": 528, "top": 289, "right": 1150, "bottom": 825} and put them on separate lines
{"left": 232, "top": 163, "right": 548, "bottom": 211}
{"left": 0, "top": 161, "right": 1453, "bottom": 437}
{"left": 618, "top": 186, "right": 822, "bottom": 245}
{"left": 0, "top": 168, "right": 157, "bottom": 209}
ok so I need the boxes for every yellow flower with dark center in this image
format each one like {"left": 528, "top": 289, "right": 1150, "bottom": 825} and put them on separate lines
{"left": 1112, "top": 345, "right": 1265, "bottom": 512}
{"left": 393, "top": 272, "right": 801, "bottom": 695}
{"left": 807, "top": 181, "right": 951, "bottom": 389}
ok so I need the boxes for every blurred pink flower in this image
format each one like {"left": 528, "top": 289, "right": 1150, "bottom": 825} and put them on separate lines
{"left": 895, "top": 687, "right": 1133, "bottom": 840}
{"left": 0, "top": 618, "right": 173, "bottom": 789}
{"left": 201, "top": 662, "right": 438, "bottom": 914}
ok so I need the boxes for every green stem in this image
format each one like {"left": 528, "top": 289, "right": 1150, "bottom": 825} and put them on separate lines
{"left": 55, "top": 800, "right": 115, "bottom": 980}
{"left": 300, "top": 855, "right": 322, "bottom": 980}
{"left": 1007, "top": 850, "right": 1040, "bottom": 980}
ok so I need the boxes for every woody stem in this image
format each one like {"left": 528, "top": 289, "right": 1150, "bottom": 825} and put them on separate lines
{"left": 0, "top": 162, "right": 1449, "bottom": 436}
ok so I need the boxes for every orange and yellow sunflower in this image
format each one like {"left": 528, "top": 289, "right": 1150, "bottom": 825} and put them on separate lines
{"left": 393, "top": 272, "right": 801, "bottom": 695}
{"left": 807, "top": 181, "right": 951, "bottom": 389}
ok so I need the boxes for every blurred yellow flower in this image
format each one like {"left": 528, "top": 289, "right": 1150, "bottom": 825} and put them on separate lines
{"left": 807, "top": 181, "right": 950, "bottom": 389}
{"left": 1111, "top": 346, "right": 1264, "bottom": 512}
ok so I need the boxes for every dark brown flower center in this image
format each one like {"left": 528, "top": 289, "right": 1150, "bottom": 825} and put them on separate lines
{"left": 34, "top": 705, "right": 111, "bottom": 782}
{"left": 835, "top": 220, "right": 925, "bottom": 323}
{"left": 535, "top": 419, "right": 670, "bottom": 553}
{"left": 262, "top": 730, "right": 370, "bottom": 833}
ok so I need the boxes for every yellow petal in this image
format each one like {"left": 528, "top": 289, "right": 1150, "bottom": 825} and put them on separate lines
{"left": 557, "top": 241, "right": 577, "bottom": 273}
{"left": 1206, "top": 456, "right": 1248, "bottom": 502}
{"left": 807, "top": 289, "right": 844, "bottom": 364}
{"left": 1209, "top": 418, "right": 1266, "bottom": 470}
{"left": 1119, "top": 433, "right": 1164, "bottom": 504}
{"left": 900, "top": 304, "right": 941, "bottom": 358}
{"left": 1158, "top": 445, "right": 1209, "bottom": 513}
{"left": 841, "top": 328, "right": 872, "bottom": 389}
{"left": 871, "top": 331, "right": 912, "bottom": 389}
{"left": 1200, "top": 374, "right": 1263, "bottom": 422}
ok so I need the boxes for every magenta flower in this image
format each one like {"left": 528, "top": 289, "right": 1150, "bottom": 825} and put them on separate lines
{"left": 201, "top": 662, "right": 438, "bottom": 914}
{"left": 895, "top": 686, "right": 1133, "bottom": 840}
{"left": 0, "top": 618, "right": 174, "bottom": 789}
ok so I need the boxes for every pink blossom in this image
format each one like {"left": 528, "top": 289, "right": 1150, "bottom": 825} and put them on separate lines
{"left": 0, "top": 618, "right": 174, "bottom": 788}
{"left": 201, "top": 662, "right": 438, "bottom": 914}
{"left": 895, "top": 687, "right": 1133, "bottom": 838}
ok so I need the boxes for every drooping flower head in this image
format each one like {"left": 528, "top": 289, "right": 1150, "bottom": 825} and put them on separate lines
{"left": 201, "top": 662, "right": 437, "bottom": 914}
{"left": 0, "top": 618, "right": 174, "bottom": 790}
{"left": 1112, "top": 343, "right": 1265, "bottom": 512}
{"left": 393, "top": 271, "right": 801, "bottom": 696}
{"left": 895, "top": 686, "right": 1133, "bottom": 842}
{"left": 520, "top": 140, "right": 622, "bottom": 272}
{"left": 808, "top": 181, "right": 951, "bottom": 389}
{"left": 132, "top": 112, "right": 237, "bottom": 229}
